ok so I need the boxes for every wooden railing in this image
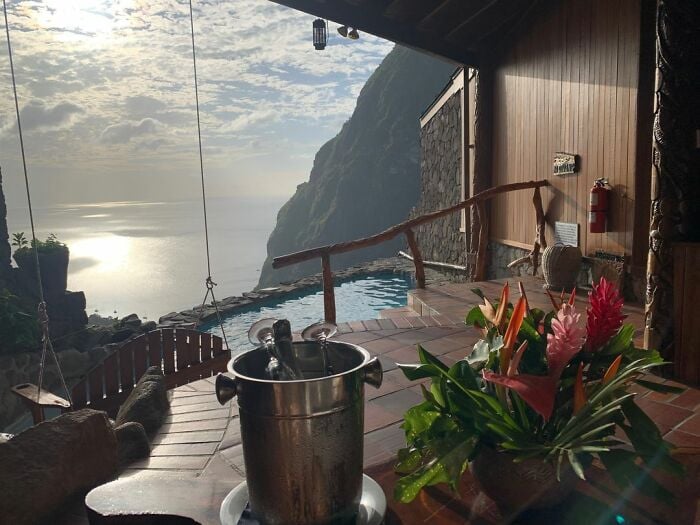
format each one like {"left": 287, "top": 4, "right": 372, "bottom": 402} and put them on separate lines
{"left": 71, "top": 328, "right": 227, "bottom": 417}
{"left": 273, "top": 180, "right": 549, "bottom": 323}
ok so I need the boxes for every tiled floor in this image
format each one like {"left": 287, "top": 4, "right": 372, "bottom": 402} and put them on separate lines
{"left": 70, "top": 276, "right": 700, "bottom": 523}
{"left": 123, "top": 321, "right": 477, "bottom": 484}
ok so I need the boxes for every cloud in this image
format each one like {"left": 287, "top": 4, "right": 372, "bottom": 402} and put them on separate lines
{"left": 0, "top": 0, "right": 398, "bottom": 204}
{"left": 219, "top": 109, "right": 279, "bottom": 133}
{"left": 1, "top": 100, "right": 84, "bottom": 134}
{"left": 124, "top": 95, "right": 167, "bottom": 116}
{"left": 100, "top": 118, "right": 161, "bottom": 144}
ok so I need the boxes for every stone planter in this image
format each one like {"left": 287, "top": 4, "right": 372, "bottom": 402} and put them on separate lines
{"left": 470, "top": 446, "right": 577, "bottom": 515}
{"left": 13, "top": 246, "right": 69, "bottom": 297}
{"left": 541, "top": 245, "right": 582, "bottom": 291}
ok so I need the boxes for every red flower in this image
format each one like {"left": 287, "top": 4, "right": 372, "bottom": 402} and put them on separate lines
{"left": 483, "top": 370, "right": 557, "bottom": 421}
{"left": 586, "top": 277, "right": 625, "bottom": 352}
{"left": 483, "top": 303, "right": 585, "bottom": 421}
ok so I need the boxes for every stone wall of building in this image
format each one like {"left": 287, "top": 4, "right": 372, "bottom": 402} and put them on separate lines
{"left": 489, "top": 241, "right": 598, "bottom": 288}
{"left": 488, "top": 240, "right": 644, "bottom": 302}
{"left": 412, "top": 91, "right": 466, "bottom": 265}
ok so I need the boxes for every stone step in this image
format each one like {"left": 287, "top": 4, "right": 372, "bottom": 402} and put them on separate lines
{"left": 378, "top": 306, "right": 419, "bottom": 319}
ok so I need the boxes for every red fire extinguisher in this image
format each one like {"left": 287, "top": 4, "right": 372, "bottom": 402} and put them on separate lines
{"left": 589, "top": 178, "right": 609, "bottom": 233}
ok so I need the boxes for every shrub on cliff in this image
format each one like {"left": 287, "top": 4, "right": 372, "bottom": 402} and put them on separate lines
{"left": 0, "top": 289, "right": 39, "bottom": 355}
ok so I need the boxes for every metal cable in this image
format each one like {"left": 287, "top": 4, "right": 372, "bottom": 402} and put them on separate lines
{"left": 2, "top": 0, "right": 43, "bottom": 300}
{"left": 187, "top": 0, "right": 230, "bottom": 350}
{"left": 3, "top": 0, "right": 72, "bottom": 406}
{"left": 195, "top": 277, "right": 230, "bottom": 351}
{"left": 188, "top": 0, "right": 212, "bottom": 279}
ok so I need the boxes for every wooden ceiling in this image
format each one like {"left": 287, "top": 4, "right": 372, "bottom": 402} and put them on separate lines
{"left": 267, "top": 0, "right": 546, "bottom": 66}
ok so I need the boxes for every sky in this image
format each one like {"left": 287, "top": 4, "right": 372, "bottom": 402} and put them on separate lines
{"left": 0, "top": 0, "right": 394, "bottom": 207}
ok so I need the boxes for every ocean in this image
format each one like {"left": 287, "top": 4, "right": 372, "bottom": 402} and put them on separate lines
{"left": 5, "top": 196, "right": 286, "bottom": 321}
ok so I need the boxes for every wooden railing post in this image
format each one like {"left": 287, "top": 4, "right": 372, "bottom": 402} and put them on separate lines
{"left": 321, "top": 253, "right": 336, "bottom": 323}
{"left": 272, "top": 180, "right": 551, "bottom": 286}
{"left": 405, "top": 228, "right": 426, "bottom": 288}
{"left": 532, "top": 186, "right": 547, "bottom": 274}
{"left": 474, "top": 201, "right": 488, "bottom": 281}
{"left": 272, "top": 180, "right": 549, "bottom": 271}
{"left": 507, "top": 186, "right": 547, "bottom": 274}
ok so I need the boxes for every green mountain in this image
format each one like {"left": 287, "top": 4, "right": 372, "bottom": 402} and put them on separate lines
{"left": 257, "top": 46, "right": 454, "bottom": 288}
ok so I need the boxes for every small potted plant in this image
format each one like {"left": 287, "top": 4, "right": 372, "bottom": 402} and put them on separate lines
{"left": 12, "top": 232, "right": 70, "bottom": 297}
{"left": 394, "top": 278, "right": 683, "bottom": 516}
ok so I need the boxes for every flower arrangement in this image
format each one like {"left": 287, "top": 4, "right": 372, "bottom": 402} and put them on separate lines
{"left": 394, "top": 278, "right": 683, "bottom": 506}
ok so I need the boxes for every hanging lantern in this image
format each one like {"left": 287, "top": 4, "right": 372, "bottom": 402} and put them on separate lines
{"left": 312, "top": 18, "right": 327, "bottom": 50}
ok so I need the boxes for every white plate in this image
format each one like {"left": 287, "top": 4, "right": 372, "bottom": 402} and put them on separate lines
{"left": 220, "top": 474, "right": 386, "bottom": 525}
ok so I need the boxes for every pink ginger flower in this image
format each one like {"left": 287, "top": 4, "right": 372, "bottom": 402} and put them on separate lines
{"left": 483, "top": 303, "right": 585, "bottom": 421}
{"left": 586, "top": 277, "right": 625, "bottom": 352}
{"left": 547, "top": 303, "right": 586, "bottom": 379}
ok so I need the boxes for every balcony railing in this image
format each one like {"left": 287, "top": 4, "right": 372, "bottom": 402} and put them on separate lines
{"left": 273, "top": 180, "right": 549, "bottom": 323}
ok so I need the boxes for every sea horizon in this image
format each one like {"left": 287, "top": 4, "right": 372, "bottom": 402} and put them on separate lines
{"left": 5, "top": 195, "right": 286, "bottom": 321}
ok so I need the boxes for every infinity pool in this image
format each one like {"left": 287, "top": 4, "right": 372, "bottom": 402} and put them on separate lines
{"left": 202, "top": 272, "right": 413, "bottom": 353}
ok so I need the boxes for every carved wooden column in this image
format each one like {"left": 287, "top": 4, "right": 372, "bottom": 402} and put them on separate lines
{"left": 469, "top": 67, "right": 494, "bottom": 280}
{"left": 644, "top": 0, "right": 700, "bottom": 354}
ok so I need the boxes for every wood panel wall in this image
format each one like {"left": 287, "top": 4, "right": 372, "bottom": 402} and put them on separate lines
{"left": 489, "top": 0, "right": 647, "bottom": 258}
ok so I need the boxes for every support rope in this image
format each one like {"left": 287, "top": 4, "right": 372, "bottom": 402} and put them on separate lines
{"left": 2, "top": 0, "right": 72, "bottom": 406}
{"left": 187, "top": 0, "right": 230, "bottom": 350}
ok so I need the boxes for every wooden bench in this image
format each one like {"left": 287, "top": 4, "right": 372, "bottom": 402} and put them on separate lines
{"left": 10, "top": 383, "right": 71, "bottom": 424}
{"left": 71, "top": 328, "right": 228, "bottom": 417}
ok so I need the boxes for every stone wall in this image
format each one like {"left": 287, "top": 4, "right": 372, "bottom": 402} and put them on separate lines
{"left": 412, "top": 91, "right": 466, "bottom": 265}
{"left": 489, "top": 241, "right": 597, "bottom": 288}
{"left": 488, "top": 242, "right": 538, "bottom": 280}
{"left": 488, "top": 241, "right": 644, "bottom": 302}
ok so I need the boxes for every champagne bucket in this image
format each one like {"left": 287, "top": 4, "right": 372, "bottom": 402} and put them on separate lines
{"left": 216, "top": 341, "right": 383, "bottom": 525}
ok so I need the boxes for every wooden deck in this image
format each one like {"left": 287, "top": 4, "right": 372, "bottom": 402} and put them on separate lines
{"left": 59, "top": 277, "right": 700, "bottom": 524}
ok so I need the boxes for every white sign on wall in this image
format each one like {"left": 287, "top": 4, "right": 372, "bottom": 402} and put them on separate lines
{"left": 554, "top": 221, "right": 579, "bottom": 247}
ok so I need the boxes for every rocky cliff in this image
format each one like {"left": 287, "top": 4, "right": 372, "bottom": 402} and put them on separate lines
{"left": 257, "top": 46, "right": 454, "bottom": 288}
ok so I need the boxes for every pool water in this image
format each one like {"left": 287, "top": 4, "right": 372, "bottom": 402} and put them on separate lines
{"left": 203, "top": 272, "right": 413, "bottom": 353}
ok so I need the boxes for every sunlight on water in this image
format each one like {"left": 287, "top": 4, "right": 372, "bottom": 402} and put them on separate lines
{"left": 203, "top": 273, "right": 413, "bottom": 353}
{"left": 69, "top": 235, "right": 131, "bottom": 274}
{"left": 6, "top": 197, "right": 283, "bottom": 320}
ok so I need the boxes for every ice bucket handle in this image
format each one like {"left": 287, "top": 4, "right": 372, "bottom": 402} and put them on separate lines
{"left": 362, "top": 357, "right": 383, "bottom": 388}
{"left": 215, "top": 374, "right": 239, "bottom": 405}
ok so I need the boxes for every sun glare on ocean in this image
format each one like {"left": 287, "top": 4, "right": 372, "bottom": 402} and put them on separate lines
{"left": 68, "top": 234, "right": 131, "bottom": 274}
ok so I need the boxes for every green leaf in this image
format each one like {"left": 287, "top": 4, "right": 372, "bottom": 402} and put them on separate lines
{"left": 419, "top": 384, "right": 435, "bottom": 405}
{"left": 465, "top": 306, "right": 487, "bottom": 328}
{"left": 620, "top": 399, "right": 684, "bottom": 477}
{"left": 401, "top": 403, "right": 441, "bottom": 443}
{"left": 599, "top": 449, "right": 675, "bottom": 504}
{"left": 395, "top": 447, "right": 422, "bottom": 474}
{"left": 600, "top": 325, "right": 635, "bottom": 355}
{"left": 448, "top": 360, "right": 479, "bottom": 391}
{"left": 469, "top": 339, "right": 490, "bottom": 363}
{"left": 634, "top": 379, "right": 685, "bottom": 394}
{"left": 394, "top": 436, "right": 475, "bottom": 503}
{"left": 430, "top": 377, "right": 449, "bottom": 408}
{"left": 567, "top": 449, "right": 586, "bottom": 480}
{"left": 399, "top": 363, "right": 442, "bottom": 381}
{"left": 519, "top": 316, "right": 542, "bottom": 342}
{"left": 620, "top": 399, "right": 662, "bottom": 443}
{"left": 509, "top": 389, "right": 531, "bottom": 432}
{"left": 418, "top": 345, "right": 449, "bottom": 372}
{"left": 471, "top": 288, "right": 486, "bottom": 300}
{"left": 529, "top": 308, "right": 547, "bottom": 325}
